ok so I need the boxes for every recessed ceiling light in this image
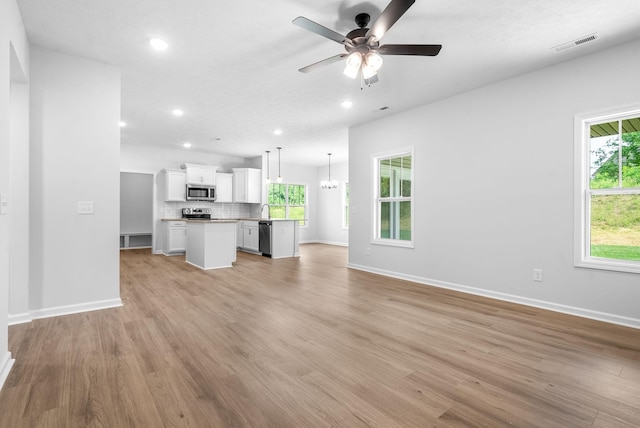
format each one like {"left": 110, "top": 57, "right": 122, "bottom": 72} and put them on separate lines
{"left": 341, "top": 100, "right": 353, "bottom": 108}
{"left": 119, "top": 121, "right": 126, "bottom": 127}
{"left": 172, "top": 109, "right": 184, "bottom": 116}
{"left": 273, "top": 129, "right": 283, "bottom": 136}
{"left": 149, "top": 38, "right": 168, "bottom": 51}
{"left": 183, "top": 142, "right": 192, "bottom": 148}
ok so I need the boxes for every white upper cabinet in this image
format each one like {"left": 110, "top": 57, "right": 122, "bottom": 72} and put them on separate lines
{"left": 215, "top": 173, "right": 233, "bottom": 203}
{"left": 182, "top": 163, "right": 217, "bottom": 185}
{"left": 160, "top": 169, "right": 186, "bottom": 202}
{"left": 232, "top": 168, "right": 261, "bottom": 203}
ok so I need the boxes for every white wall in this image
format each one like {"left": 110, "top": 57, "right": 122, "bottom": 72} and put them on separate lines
{"left": 316, "top": 161, "right": 349, "bottom": 246}
{"left": 120, "top": 144, "right": 258, "bottom": 174}
{"left": 9, "top": 79, "right": 30, "bottom": 323}
{"left": 29, "top": 47, "right": 122, "bottom": 318}
{"left": 349, "top": 38, "right": 640, "bottom": 328}
{"left": 1, "top": 0, "right": 29, "bottom": 390}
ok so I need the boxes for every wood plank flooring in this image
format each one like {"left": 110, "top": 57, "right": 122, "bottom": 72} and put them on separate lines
{"left": 1, "top": 244, "right": 639, "bottom": 427}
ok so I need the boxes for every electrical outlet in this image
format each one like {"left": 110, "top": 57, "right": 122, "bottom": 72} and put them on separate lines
{"left": 78, "top": 201, "right": 95, "bottom": 215}
{"left": 533, "top": 269, "right": 543, "bottom": 282}
{"left": 365, "top": 247, "right": 371, "bottom": 256}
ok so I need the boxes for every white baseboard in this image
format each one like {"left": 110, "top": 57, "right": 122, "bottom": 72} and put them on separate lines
{"left": 347, "top": 263, "right": 640, "bottom": 330}
{"left": 0, "top": 352, "right": 15, "bottom": 391}
{"left": 300, "top": 240, "right": 349, "bottom": 247}
{"left": 8, "top": 313, "right": 32, "bottom": 326}
{"left": 271, "top": 254, "right": 301, "bottom": 259}
{"left": 316, "top": 240, "right": 349, "bottom": 247}
{"left": 29, "top": 298, "right": 123, "bottom": 321}
{"left": 185, "top": 260, "right": 233, "bottom": 270}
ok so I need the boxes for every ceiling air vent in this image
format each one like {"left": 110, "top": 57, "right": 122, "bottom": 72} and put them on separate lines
{"left": 552, "top": 33, "right": 598, "bottom": 52}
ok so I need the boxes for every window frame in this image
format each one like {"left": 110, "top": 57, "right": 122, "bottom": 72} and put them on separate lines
{"left": 574, "top": 104, "right": 640, "bottom": 274}
{"left": 267, "top": 182, "right": 308, "bottom": 227}
{"left": 372, "top": 147, "right": 414, "bottom": 248}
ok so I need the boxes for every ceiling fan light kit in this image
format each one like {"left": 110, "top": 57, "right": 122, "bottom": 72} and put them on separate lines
{"left": 361, "top": 62, "right": 377, "bottom": 80}
{"left": 343, "top": 51, "right": 383, "bottom": 80}
{"left": 293, "top": 0, "right": 442, "bottom": 84}
{"left": 343, "top": 52, "right": 362, "bottom": 78}
{"left": 366, "top": 52, "right": 383, "bottom": 71}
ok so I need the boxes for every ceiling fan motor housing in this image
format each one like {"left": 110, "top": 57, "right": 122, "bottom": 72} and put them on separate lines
{"left": 345, "top": 12, "right": 385, "bottom": 55}
{"left": 346, "top": 13, "right": 379, "bottom": 54}
{"left": 355, "top": 13, "right": 370, "bottom": 28}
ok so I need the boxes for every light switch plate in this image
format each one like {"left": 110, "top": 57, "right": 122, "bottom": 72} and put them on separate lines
{"left": 78, "top": 201, "right": 94, "bottom": 215}
{"left": 0, "top": 193, "right": 7, "bottom": 215}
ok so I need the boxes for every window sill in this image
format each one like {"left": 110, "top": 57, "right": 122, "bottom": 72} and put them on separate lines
{"left": 576, "top": 258, "right": 640, "bottom": 275}
{"left": 372, "top": 238, "right": 414, "bottom": 249}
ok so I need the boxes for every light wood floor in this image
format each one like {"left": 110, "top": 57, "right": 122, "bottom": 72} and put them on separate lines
{"left": 1, "top": 244, "right": 639, "bottom": 427}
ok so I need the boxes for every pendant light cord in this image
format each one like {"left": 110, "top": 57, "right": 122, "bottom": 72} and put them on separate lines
{"left": 277, "top": 147, "right": 282, "bottom": 181}
{"left": 265, "top": 150, "right": 270, "bottom": 180}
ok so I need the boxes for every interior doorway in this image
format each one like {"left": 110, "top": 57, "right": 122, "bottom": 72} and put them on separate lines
{"left": 120, "top": 172, "right": 153, "bottom": 249}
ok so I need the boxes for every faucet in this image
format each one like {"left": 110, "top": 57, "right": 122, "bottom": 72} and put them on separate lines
{"left": 260, "top": 203, "right": 270, "bottom": 219}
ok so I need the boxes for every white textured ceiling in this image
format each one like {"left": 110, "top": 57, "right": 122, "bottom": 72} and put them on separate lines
{"left": 16, "top": 0, "right": 640, "bottom": 166}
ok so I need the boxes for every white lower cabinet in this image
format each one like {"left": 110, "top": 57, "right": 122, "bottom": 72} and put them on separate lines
{"left": 242, "top": 221, "right": 259, "bottom": 252}
{"left": 164, "top": 221, "right": 187, "bottom": 254}
{"left": 236, "top": 221, "right": 244, "bottom": 248}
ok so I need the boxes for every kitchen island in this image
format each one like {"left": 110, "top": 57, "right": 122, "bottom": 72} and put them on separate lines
{"left": 159, "top": 216, "right": 300, "bottom": 268}
{"left": 185, "top": 220, "right": 237, "bottom": 270}
{"left": 257, "top": 219, "right": 300, "bottom": 259}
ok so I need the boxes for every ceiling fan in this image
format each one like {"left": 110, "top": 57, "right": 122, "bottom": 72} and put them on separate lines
{"left": 293, "top": 0, "right": 442, "bottom": 84}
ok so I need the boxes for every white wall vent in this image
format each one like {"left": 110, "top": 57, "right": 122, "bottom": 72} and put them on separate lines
{"left": 552, "top": 33, "right": 598, "bottom": 52}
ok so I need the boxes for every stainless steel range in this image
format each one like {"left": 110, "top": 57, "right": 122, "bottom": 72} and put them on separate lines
{"left": 182, "top": 207, "right": 211, "bottom": 219}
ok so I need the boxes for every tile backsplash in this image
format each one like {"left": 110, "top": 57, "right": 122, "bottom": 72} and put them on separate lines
{"left": 161, "top": 201, "right": 256, "bottom": 219}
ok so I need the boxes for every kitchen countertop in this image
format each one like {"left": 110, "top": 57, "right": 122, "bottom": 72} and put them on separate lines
{"left": 161, "top": 218, "right": 302, "bottom": 223}
{"left": 161, "top": 218, "right": 237, "bottom": 223}
{"left": 238, "top": 218, "right": 302, "bottom": 222}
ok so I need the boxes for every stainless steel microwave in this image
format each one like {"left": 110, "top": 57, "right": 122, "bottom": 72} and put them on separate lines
{"left": 186, "top": 183, "right": 216, "bottom": 202}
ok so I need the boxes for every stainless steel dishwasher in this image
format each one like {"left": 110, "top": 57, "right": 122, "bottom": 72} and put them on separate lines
{"left": 259, "top": 221, "right": 272, "bottom": 257}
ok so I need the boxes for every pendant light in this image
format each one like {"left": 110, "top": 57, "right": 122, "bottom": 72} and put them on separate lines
{"left": 277, "top": 147, "right": 283, "bottom": 183}
{"left": 321, "top": 153, "right": 338, "bottom": 189}
{"left": 265, "top": 150, "right": 271, "bottom": 183}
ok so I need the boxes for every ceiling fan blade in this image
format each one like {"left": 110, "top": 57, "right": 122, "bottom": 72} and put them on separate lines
{"left": 298, "top": 54, "right": 348, "bottom": 73}
{"left": 378, "top": 44, "right": 442, "bottom": 56}
{"left": 365, "top": 0, "right": 415, "bottom": 41}
{"left": 293, "top": 16, "right": 350, "bottom": 46}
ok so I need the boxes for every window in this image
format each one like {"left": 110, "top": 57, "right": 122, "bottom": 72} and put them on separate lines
{"left": 343, "top": 182, "right": 349, "bottom": 229}
{"left": 373, "top": 148, "right": 414, "bottom": 247}
{"left": 268, "top": 183, "right": 307, "bottom": 226}
{"left": 575, "top": 105, "right": 640, "bottom": 273}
